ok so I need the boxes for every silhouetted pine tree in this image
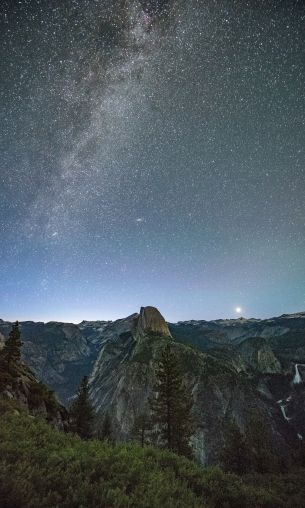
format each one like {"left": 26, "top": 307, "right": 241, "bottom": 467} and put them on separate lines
{"left": 150, "top": 342, "right": 193, "bottom": 457}
{"left": 220, "top": 419, "right": 251, "bottom": 475}
{"left": 132, "top": 412, "right": 152, "bottom": 447}
{"left": 70, "top": 376, "right": 95, "bottom": 439}
{"left": 3, "top": 321, "right": 22, "bottom": 369}
{"left": 294, "top": 439, "right": 305, "bottom": 468}
{"left": 100, "top": 412, "right": 113, "bottom": 441}
{"left": 245, "top": 410, "right": 279, "bottom": 473}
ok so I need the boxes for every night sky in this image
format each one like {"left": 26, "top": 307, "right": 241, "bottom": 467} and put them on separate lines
{"left": 1, "top": 0, "right": 305, "bottom": 323}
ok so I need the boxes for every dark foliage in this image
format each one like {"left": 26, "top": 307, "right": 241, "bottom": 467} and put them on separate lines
{"left": 1, "top": 408, "right": 301, "bottom": 508}
{"left": 150, "top": 342, "right": 194, "bottom": 457}
{"left": 69, "top": 376, "right": 95, "bottom": 439}
{"left": 99, "top": 411, "right": 113, "bottom": 441}
{"left": 132, "top": 412, "right": 152, "bottom": 447}
{"left": 2, "top": 322, "right": 22, "bottom": 369}
{"left": 220, "top": 419, "right": 252, "bottom": 475}
{"left": 245, "top": 411, "right": 279, "bottom": 473}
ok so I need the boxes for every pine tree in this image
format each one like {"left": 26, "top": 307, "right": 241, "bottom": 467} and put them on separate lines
{"left": 132, "top": 412, "right": 151, "bottom": 447}
{"left": 220, "top": 419, "right": 251, "bottom": 475}
{"left": 3, "top": 321, "right": 22, "bottom": 368}
{"left": 100, "top": 412, "right": 113, "bottom": 441}
{"left": 150, "top": 342, "right": 193, "bottom": 457}
{"left": 70, "top": 376, "right": 95, "bottom": 439}
{"left": 294, "top": 439, "right": 305, "bottom": 468}
{"left": 245, "top": 410, "right": 279, "bottom": 473}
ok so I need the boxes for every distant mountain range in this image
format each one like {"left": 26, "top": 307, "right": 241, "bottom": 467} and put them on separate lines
{"left": 1, "top": 308, "right": 305, "bottom": 465}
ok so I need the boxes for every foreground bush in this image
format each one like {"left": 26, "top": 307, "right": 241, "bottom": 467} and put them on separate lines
{"left": 0, "top": 409, "right": 304, "bottom": 507}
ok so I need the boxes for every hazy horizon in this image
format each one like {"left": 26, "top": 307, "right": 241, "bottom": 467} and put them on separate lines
{"left": 2, "top": 305, "right": 305, "bottom": 326}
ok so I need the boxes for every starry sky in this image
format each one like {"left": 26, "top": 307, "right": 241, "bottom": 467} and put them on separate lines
{"left": 1, "top": 0, "right": 305, "bottom": 323}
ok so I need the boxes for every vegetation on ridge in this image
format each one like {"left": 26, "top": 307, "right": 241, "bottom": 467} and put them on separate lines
{"left": 3, "top": 407, "right": 305, "bottom": 508}
{"left": 0, "top": 322, "right": 64, "bottom": 422}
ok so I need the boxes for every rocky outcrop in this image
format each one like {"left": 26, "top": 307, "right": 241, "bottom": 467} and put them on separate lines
{"left": 89, "top": 307, "right": 172, "bottom": 435}
{"left": 0, "top": 356, "right": 68, "bottom": 428}
{"left": 237, "top": 337, "right": 282, "bottom": 374}
{"left": 134, "top": 306, "right": 172, "bottom": 338}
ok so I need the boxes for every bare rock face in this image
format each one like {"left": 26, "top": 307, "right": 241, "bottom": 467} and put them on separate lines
{"left": 89, "top": 328, "right": 294, "bottom": 465}
{"left": 237, "top": 337, "right": 281, "bottom": 374}
{"left": 0, "top": 320, "right": 106, "bottom": 405}
{"left": 134, "top": 306, "right": 172, "bottom": 338}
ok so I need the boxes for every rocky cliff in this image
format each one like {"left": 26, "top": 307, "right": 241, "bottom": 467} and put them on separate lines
{"left": 0, "top": 351, "right": 67, "bottom": 428}
{"left": 88, "top": 307, "right": 305, "bottom": 464}
{"left": 237, "top": 337, "right": 282, "bottom": 374}
{"left": 0, "top": 319, "right": 109, "bottom": 404}
{"left": 134, "top": 306, "right": 172, "bottom": 338}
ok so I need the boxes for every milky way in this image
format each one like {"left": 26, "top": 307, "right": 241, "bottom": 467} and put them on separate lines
{"left": 1, "top": 0, "right": 305, "bottom": 322}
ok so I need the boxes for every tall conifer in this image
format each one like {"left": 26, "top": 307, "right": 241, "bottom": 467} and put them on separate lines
{"left": 245, "top": 410, "right": 279, "bottom": 473}
{"left": 150, "top": 342, "right": 193, "bottom": 457}
{"left": 3, "top": 321, "right": 22, "bottom": 367}
{"left": 100, "top": 412, "right": 113, "bottom": 441}
{"left": 132, "top": 412, "right": 151, "bottom": 447}
{"left": 70, "top": 376, "right": 95, "bottom": 439}
{"left": 220, "top": 419, "right": 251, "bottom": 475}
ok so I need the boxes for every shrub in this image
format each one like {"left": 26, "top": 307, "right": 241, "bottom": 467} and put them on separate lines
{"left": 0, "top": 410, "right": 304, "bottom": 507}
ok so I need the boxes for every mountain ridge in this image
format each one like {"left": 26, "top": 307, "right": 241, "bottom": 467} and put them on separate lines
{"left": 1, "top": 306, "right": 305, "bottom": 465}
